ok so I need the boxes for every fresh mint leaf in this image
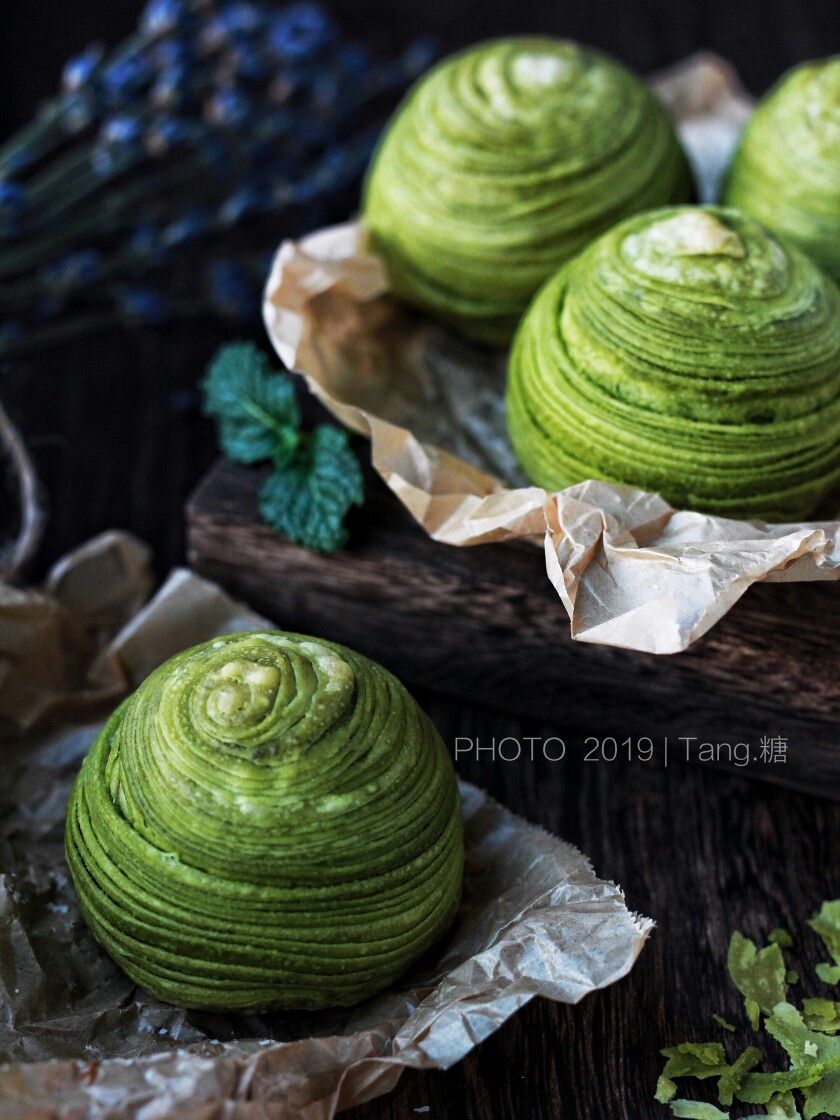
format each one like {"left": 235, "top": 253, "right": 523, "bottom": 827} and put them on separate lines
{"left": 203, "top": 341, "right": 300, "bottom": 466}
{"left": 260, "top": 424, "right": 364, "bottom": 552}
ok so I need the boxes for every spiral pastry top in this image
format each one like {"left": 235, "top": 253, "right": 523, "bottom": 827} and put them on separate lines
{"left": 506, "top": 206, "right": 840, "bottom": 520}
{"left": 66, "top": 631, "right": 463, "bottom": 1011}
{"left": 724, "top": 57, "right": 840, "bottom": 283}
{"left": 362, "top": 38, "right": 694, "bottom": 346}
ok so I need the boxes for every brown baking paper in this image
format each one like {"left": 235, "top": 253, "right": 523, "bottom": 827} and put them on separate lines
{"left": 0, "top": 533, "right": 651, "bottom": 1119}
{"left": 262, "top": 55, "right": 840, "bottom": 655}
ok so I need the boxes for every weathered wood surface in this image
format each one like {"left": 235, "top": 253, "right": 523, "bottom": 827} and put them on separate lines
{"left": 6, "top": 4, "right": 840, "bottom": 1116}
{"left": 187, "top": 458, "right": 840, "bottom": 800}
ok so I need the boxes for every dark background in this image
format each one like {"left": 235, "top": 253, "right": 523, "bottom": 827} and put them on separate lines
{"left": 3, "top": 5, "right": 840, "bottom": 1119}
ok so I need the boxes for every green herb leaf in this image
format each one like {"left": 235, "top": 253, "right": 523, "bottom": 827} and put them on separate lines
{"left": 661, "top": 1042, "right": 729, "bottom": 1080}
{"left": 260, "top": 425, "right": 364, "bottom": 552}
{"left": 817, "top": 964, "right": 840, "bottom": 986}
{"left": 712, "top": 1014, "right": 736, "bottom": 1033}
{"left": 728, "top": 932, "right": 787, "bottom": 1018}
{"left": 670, "top": 1101, "right": 729, "bottom": 1119}
{"left": 656, "top": 1076, "right": 678, "bottom": 1103}
{"left": 787, "top": 971, "right": 801, "bottom": 986}
{"left": 803, "top": 999, "right": 840, "bottom": 1034}
{"left": 737, "top": 1003, "right": 840, "bottom": 1108}
{"left": 770, "top": 929, "right": 794, "bottom": 949}
{"left": 766, "top": 1091, "right": 803, "bottom": 1118}
{"left": 746, "top": 998, "right": 761, "bottom": 1031}
{"left": 811, "top": 903, "right": 840, "bottom": 968}
{"left": 717, "top": 1046, "right": 762, "bottom": 1106}
{"left": 203, "top": 341, "right": 301, "bottom": 467}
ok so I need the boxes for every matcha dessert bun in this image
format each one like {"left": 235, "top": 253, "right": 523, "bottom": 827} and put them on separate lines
{"left": 362, "top": 37, "right": 694, "bottom": 346}
{"left": 724, "top": 57, "right": 840, "bottom": 283}
{"left": 65, "top": 631, "right": 464, "bottom": 1011}
{"left": 506, "top": 205, "right": 840, "bottom": 521}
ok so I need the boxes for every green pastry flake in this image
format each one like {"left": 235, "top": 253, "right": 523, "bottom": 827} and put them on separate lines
{"left": 65, "top": 631, "right": 464, "bottom": 1011}
{"left": 724, "top": 57, "right": 840, "bottom": 284}
{"left": 657, "top": 1076, "right": 679, "bottom": 1103}
{"left": 766, "top": 1091, "right": 803, "bottom": 1118}
{"left": 728, "top": 932, "right": 788, "bottom": 1018}
{"left": 810, "top": 902, "right": 840, "bottom": 968}
{"left": 670, "top": 1102, "right": 729, "bottom": 1119}
{"left": 363, "top": 37, "right": 693, "bottom": 345}
{"left": 202, "top": 342, "right": 364, "bottom": 552}
{"left": 771, "top": 930, "right": 795, "bottom": 950}
{"left": 713, "top": 1015, "right": 737, "bottom": 1033}
{"left": 718, "top": 1047, "right": 763, "bottom": 1106}
{"left": 506, "top": 204, "right": 840, "bottom": 521}
{"left": 803, "top": 999, "right": 840, "bottom": 1034}
{"left": 661, "top": 1043, "right": 729, "bottom": 1080}
{"left": 746, "top": 999, "right": 762, "bottom": 1031}
{"left": 655, "top": 906, "right": 840, "bottom": 1116}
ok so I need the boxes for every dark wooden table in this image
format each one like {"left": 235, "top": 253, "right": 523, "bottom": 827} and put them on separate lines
{"left": 4, "top": 3, "right": 840, "bottom": 1117}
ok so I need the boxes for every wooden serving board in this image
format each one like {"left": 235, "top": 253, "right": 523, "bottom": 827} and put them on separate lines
{"left": 186, "top": 459, "right": 840, "bottom": 800}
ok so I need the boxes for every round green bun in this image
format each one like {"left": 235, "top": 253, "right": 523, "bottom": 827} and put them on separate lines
{"left": 724, "top": 57, "right": 840, "bottom": 284}
{"left": 362, "top": 37, "right": 694, "bottom": 346}
{"left": 506, "top": 205, "right": 840, "bottom": 521}
{"left": 65, "top": 631, "right": 463, "bottom": 1011}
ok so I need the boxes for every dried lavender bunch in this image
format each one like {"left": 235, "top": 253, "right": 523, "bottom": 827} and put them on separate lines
{"left": 0, "top": 0, "right": 435, "bottom": 358}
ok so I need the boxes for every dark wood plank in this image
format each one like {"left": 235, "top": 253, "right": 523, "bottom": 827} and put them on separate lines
{"left": 336, "top": 694, "right": 840, "bottom": 1120}
{"left": 187, "top": 458, "right": 840, "bottom": 800}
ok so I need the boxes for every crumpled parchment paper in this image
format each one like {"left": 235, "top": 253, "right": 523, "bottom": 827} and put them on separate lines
{"left": 262, "top": 54, "right": 840, "bottom": 655}
{"left": 0, "top": 533, "right": 651, "bottom": 1119}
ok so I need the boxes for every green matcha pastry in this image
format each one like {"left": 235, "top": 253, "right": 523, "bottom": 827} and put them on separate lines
{"left": 362, "top": 38, "right": 694, "bottom": 346}
{"left": 66, "top": 631, "right": 463, "bottom": 1011}
{"left": 507, "top": 205, "right": 840, "bottom": 521}
{"left": 724, "top": 57, "right": 840, "bottom": 283}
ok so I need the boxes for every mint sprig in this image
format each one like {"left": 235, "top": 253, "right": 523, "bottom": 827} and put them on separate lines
{"left": 202, "top": 342, "right": 364, "bottom": 552}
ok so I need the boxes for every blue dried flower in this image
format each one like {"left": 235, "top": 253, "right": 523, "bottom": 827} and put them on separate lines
{"left": 225, "top": 39, "right": 270, "bottom": 83}
{"left": 93, "top": 115, "right": 145, "bottom": 176}
{"left": 40, "top": 249, "right": 105, "bottom": 293}
{"left": 267, "top": 4, "right": 334, "bottom": 61}
{"left": 140, "top": 0, "right": 188, "bottom": 37}
{"left": 401, "top": 36, "right": 438, "bottom": 76}
{"left": 102, "top": 53, "right": 153, "bottom": 107}
{"left": 146, "top": 114, "right": 194, "bottom": 154}
{"left": 152, "top": 38, "right": 193, "bottom": 70}
{"left": 0, "top": 180, "right": 29, "bottom": 237}
{"left": 162, "top": 207, "right": 211, "bottom": 246}
{"left": 207, "top": 258, "right": 256, "bottom": 319}
{"left": 126, "top": 222, "right": 168, "bottom": 265}
{"left": 205, "top": 86, "right": 252, "bottom": 128}
{"left": 150, "top": 65, "right": 190, "bottom": 109}
{"left": 61, "top": 45, "right": 103, "bottom": 93}
{"left": 218, "top": 182, "right": 265, "bottom": 225}
{"left": 62, "top": 91, "right": 97, "bottom": 134}
{"left": 119, "top": 287, "right": 169, "bottom": 325}
{"left": 218, "top": 3, "right": 265, "bottom": 36}
{"left": 336, "top": 43, "right": 370, "bottom": 77}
